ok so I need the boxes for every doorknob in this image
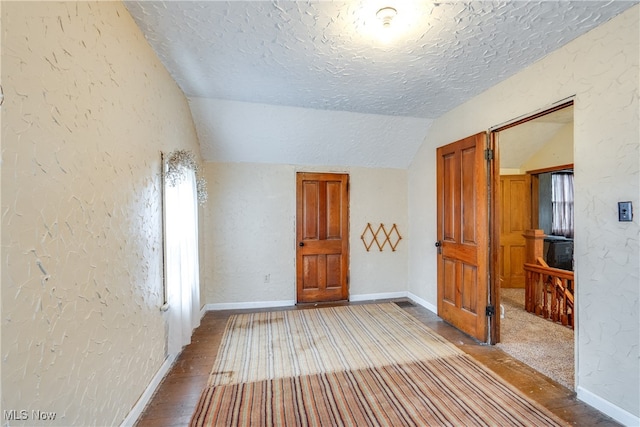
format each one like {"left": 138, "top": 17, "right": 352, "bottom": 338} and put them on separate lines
{"left": 435, "top": 240, "right": 442, "bottom": 254}
{"left": 299, "top": 242, "right": 305, "bottom": 247}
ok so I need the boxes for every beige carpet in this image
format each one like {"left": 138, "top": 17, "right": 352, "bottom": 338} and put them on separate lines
{"left": 498, "top": 288, "right": 575, "bottom": 389}
{"left": 191, "top": 303, "right": 569, "bottom": 426}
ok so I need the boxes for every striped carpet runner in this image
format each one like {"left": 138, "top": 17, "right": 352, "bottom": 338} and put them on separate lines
{"left": 191, "top": 303, "right": 567, "bottom": 426}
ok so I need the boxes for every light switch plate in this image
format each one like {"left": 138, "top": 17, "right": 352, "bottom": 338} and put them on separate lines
{"left": 618, "top": 201, "right": 633, "bottom": 222}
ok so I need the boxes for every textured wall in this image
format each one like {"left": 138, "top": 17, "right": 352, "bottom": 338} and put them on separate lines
{"left": 1, "top": 2, "right": 200, "bottom": 425}
{"left": 408, "top": 5, "right": 639, "bottom": 420}
{"left": 349, "top": 167, "right": 408, "bottom": 297}
{"left": 203, "top": 162, "right": 408, "bottom": 306}
{"left": 189, "top": 98, "right": 431, "bottom": 169}
{"left": 203, "top": 162, "right": 295, "bottom": 305}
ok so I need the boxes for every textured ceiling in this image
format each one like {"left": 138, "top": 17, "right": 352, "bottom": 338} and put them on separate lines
{"left": 124, "top": 1, "right": 634, "bottom": 167}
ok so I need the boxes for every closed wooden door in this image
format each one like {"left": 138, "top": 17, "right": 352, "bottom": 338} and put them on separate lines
{"left": 499, "top": 175, "right": 531, "bottom": 288}
{"left": 436, "top": 133, "right": 489, "bottom": 342}
{"left": 296, "top": 172, "right": 349, "bottom": 303}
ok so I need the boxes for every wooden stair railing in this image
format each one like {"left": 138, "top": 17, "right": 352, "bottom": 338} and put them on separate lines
{"left": 523, "top": 257, "right": 574, "bottom": 329}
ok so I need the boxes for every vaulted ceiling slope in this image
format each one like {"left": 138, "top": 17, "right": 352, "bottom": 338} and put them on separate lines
{"left": 125, "top": 1, "right": 635, "bottom": 168}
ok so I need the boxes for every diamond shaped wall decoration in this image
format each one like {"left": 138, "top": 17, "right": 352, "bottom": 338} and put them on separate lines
{"left": 385, "top": 223, "right": 402, "bottom": 251}
{"left": 361, "top": 223, "right": 402, "bottom": 252}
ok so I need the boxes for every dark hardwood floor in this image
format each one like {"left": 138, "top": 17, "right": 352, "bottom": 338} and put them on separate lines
{"left": 135, "top": 299, "right": 620, "bottom": 426}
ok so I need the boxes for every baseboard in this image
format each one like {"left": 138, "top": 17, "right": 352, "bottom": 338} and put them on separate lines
{"left": 200, "top": 303, "right": 209, "bottom": 319}
{"left": 202, "top": 294, "right": 435, "bottom": 312}
{"left": 203, "top": 300, "right": 296, "bottom": 311}
{"left": 120, "top": 353, "right": 177, "bottom": 427}
{"left": 349, "top": 291, "right": 408, "bottom": 302}
{"left": 577, "top": 386, "right": 640, "bottom": 426}
{"left": 407, "top": 292, "right": 437, "bottom": 314}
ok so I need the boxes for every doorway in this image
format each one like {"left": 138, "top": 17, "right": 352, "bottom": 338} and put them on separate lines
{"left": 491, "top": 102, "right": 575, "bottom": 389}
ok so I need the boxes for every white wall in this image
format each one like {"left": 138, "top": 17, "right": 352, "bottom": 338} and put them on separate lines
{"left": 1, "top": 2, "right": 201, "bottom": 425}
{"left": 408, "top": 5, "right": 639, "bottom": 423}
{"left": 203, "top": 162, "right": 407, "bottom": 307}
{"left": 189, "top": 98, "right": 432, "bottom": 169}
{"left": 521, "top": 123, "right": 573, "bottom": 172}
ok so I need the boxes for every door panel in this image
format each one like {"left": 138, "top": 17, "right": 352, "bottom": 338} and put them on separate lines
{"left": 461, "top": 264, "right": 478, "bottom": 312}
{"left": 499, "top": 175, "right": 531, "bottom": 288}
{"left": 443, "top": 153, "right": 456, "bottom": 241}
{"left": 296, "top": 172, "right": 349, "bottom": 303}
{"left": 326, "top": 181, "right": 342, "bottom": 239}
{"left": 437, "top": 133, "right": 488, "bottom": 342}
{"left": 461, "top": 147, "right": 478, "bottom": 244}
{"left": 443, "top": 259, "right": 456, "bottom": 303}
{"left": 302, "top": 181, "right": 319, "bottom": 239}
{"left": 326, "top": 254, "right": 341, "bottom": 288}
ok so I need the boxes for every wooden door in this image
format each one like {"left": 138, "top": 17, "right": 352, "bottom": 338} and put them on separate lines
{"left": 436, "top": 133, "right": 489, "bottom": 342}
{"left": 296, "top": 172, "right": 349, "bottom": 303}
{"left": 499, "top": 175, "right": 531, "bottom": 288}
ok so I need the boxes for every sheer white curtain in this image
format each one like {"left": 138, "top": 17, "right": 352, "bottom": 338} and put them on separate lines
{"left": 164, "top": 165, "right": 200, "bottom": 357}
{"left": 551, "top": 173, "right": 574, "bottom": 238}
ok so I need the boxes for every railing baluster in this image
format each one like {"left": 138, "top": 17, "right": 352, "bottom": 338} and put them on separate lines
{"left": 523, "top": 261, "right": 574, "bottom": 330}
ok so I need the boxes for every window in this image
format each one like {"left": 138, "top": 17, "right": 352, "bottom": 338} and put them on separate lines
{"left": 551, "top": 172, "right": 574, "bottom": 238}
{"left": 163, "top": 151, "right": 201, "bottom": 356}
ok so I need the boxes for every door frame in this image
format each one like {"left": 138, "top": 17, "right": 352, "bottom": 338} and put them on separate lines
{"left": 488, "top": 99, "right": 574, "bottom": 344}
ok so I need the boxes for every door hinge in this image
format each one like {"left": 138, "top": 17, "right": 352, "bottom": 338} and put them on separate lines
{"left": 485, "top": 305, "right": 495, "bottom": 317}
{"left": 484, "top": 149, "right": 494, "bottom": 161}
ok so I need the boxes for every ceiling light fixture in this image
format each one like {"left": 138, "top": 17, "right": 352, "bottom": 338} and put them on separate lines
{"left": 376, "top": 6, "right": 397, "bottom": 29}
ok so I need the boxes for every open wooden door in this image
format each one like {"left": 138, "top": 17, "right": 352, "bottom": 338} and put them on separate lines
{"left": 436, "top": 133, "right": 489, "bottom": 342}
{"left": 296, "top": 172, "right": 349, "bottom": 303}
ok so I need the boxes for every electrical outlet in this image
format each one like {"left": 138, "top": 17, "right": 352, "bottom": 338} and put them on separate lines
{"left": 264, "top": 274, "right": 271, "bottom": 284}
{"left": 618, "top": 201, "right": 633, "bottom": 222}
